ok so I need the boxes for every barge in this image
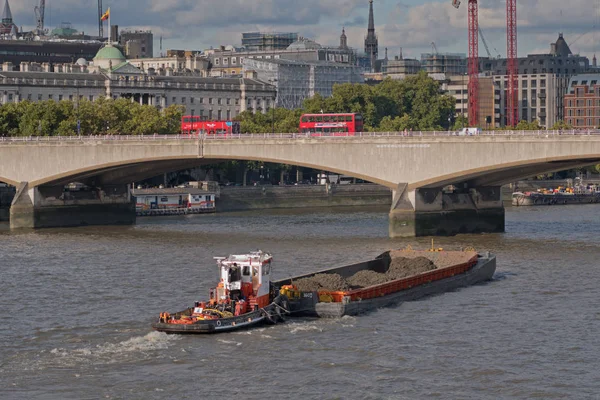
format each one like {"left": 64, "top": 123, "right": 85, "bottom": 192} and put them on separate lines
{"left": 512, "top": 191, "right": 600, "bottom": 206}
{"left": 133, "top": 188, "right": 216, "bottom": 216}
{"left": 272, "top": 249, "right": 496, "bottom": 318}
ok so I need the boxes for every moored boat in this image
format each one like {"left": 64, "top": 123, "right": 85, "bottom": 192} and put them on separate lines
{"left": 152, "top": 250, "right": 289, "bottom": 334}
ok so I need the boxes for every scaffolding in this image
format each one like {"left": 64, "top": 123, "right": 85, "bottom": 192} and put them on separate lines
{"left": 241, "top": 32, "right": 298, "bottom": 51}
{"left": 421, "top": 52, "right": 467, "bottom": 75}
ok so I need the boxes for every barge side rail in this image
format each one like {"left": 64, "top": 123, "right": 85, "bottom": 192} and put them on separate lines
{"left": 320, "top": 255, "right": 479, "bottom": 302}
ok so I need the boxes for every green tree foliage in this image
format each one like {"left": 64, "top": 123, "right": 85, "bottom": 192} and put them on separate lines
{"left": 551, "top": 120, "right": 573, "bottom": 130}
{"left": 237, "top": 72, "right": 456, "bottom": 133}
{"left": 1, "top": 98, "right": 183, "bottom": 136}
{"left": 514, "top": 120, "right": 543, "bottom": 130}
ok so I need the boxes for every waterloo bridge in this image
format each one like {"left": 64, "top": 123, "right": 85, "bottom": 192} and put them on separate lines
{"left": 1, "top": 131, "right": 600, "bottom": 237}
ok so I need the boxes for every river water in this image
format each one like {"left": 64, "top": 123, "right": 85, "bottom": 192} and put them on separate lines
{"left": 1, "top": 205, "right": 600, "bottom": 399}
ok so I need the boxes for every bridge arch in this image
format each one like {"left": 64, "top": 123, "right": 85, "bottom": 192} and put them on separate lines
{"left": 32, "top": 155, "right": 385, "bottom": 188}
{"left": 0, "top": 176, "right": 19, "bottom": 187}
{"left": 411, "top": 154, "right": 600, "bottom": 190}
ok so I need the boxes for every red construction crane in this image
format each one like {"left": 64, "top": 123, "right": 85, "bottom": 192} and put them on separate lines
{"left": 452, "top": 0, "right": 479, "bottom": 127}
{"left": 453, "top": 0, "right": 518, "bottom": 127}
{"left": 506, "top": 0, "right": 518, "bottom": 127}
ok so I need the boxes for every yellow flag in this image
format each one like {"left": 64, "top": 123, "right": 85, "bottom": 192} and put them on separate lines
{"left": 101, "top": 8, "right": 110, "bottom": 21}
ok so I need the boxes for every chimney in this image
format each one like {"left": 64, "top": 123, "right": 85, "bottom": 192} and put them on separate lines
{"left": 20, "top": 62, "right": 28, "bottom": 72}
{"left": 2, "top": 62, "right": 13, "bottom": 71}
{"left": 244, "top": 70, "right": 257, "bottom": 79}
{"left": 42, "top": 62, "right": 51, "bottom": 72}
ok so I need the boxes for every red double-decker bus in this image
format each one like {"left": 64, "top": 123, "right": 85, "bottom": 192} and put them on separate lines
{"left": 299, "top": 113, "right": 364, "bottom": 135}
{"left": 181, "top": 116, "right": 241, "bottom": 134}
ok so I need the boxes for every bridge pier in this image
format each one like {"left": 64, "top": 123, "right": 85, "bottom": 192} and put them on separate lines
{"left": 389, "top": 184, "right": 505, "bottom": 237}
{"left": 10, "top": 183, "right": 136, "bottom": 230}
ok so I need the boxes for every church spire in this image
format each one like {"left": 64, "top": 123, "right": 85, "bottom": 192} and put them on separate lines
{"left": 367, "top": 0, "right": 375, "bottom": 33}
{"left": 340, "top": 27, "right": 348, "bottom": 49}
{"left": 2, "top": 0, "right": 13, "bottom": 23}
{"left": 364, "top": 0, "right": 379, "bottom": 72}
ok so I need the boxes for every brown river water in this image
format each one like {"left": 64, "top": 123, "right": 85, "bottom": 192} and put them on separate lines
{"left": 1, "top": 205, "right": 600, "bottom": 399}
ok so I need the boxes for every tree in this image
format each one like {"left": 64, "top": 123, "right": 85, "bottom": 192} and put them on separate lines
{"left": 551, "top": 120, "right": 573, "bottom": 130}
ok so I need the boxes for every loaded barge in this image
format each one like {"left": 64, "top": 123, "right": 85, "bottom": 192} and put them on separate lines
{"left": 272, "top": 249, "right": 496, "bottom": 318}
{"left": 153, "top": 248, "right": 496, "bottom": 333}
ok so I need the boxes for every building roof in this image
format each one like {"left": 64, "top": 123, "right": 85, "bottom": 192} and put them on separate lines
{"left": 132, "top": 188, "right": 215, "bottom": 196}
{"left": 287, "top": 38, "right": 322, "bottom": 51}
{"left": 552, "top": 33, "right": 572, "bottom": 57}
{"left": 567, "top": 74, "right": 600, "bottom": 92}
{"left": 244, "top": 57, "right": 358, "bottom": 68}
{"left": 0, "top": 71, "right": 106, "bottom": 81}
{"left": 94, "top": 45, "right": 126, "bottom": 62}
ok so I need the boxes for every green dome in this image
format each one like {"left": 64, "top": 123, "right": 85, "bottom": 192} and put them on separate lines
{"left": 94, "top": 45, "right": 126, "bottom": 62}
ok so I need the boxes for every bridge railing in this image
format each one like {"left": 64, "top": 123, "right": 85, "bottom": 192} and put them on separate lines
{"left": 1, "top": 129, "right": 600, "bottom": 143}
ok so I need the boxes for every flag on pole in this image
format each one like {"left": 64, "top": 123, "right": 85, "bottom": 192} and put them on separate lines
{"left": 101, "top": 8, "right": 110, "bottom": 21}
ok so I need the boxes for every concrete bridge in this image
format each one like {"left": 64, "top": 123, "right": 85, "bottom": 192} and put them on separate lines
{"left": 2, "top": 131, "right": 600, "bottom": 236}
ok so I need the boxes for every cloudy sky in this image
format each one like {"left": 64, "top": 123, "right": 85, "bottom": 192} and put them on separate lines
{"left": 7, "top": 0, "right": 600, "bottom": 59}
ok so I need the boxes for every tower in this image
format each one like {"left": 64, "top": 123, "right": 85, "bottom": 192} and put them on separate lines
{"left": 364, "top": 0, "right": 378, "bottom": 72}
{"left": 339, "top": 27, "right": 348, "bottom": 49}
{"left": 0, "top": 0, "right": 17, "bottom": 35}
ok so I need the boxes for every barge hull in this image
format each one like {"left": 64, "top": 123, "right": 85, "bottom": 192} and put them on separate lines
{"left": 315, "top": 254, "right": 496, "bottom": 318}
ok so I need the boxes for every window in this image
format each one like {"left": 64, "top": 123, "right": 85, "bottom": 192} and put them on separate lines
{"left": 215, "top": 58, "right": 220, "bottom": 65}
{"left": 209, "top": 98, "right": 213, "bottom": 104}
{"left": 218, "top": 110, "right": 222, "bottom": 119}
{"left": 172, "top": 97, "right": 176, "bottom": 104}
{"left": 89, "top": 95, "right": 94, "bottom": 101}
{"left": 217, "top": 98, "right": 222, "bottom": 105}
{"left": 8, "top": 93, "right": 13, "bottom": 101}
{"left": 226, "top": 98, "right": 231, "bottom": 105}
{"left": 208, "top": 110, "right": 213, "bottom": 119}
{"left": 58, "top": 94, "right": 63, "bottom": 101}
{"left": 48, "top": 94, "right": 53, "bottom": 100}
{"left": 38, "top": 94, "right": 43, "bottom": 101}
{"left": 69, "top": 95, "right": 73, "bottom": 100}
{"left": 231, "top": 57, "right": 237, "bottom": 65}
{"left": 223, "top": 58, "right": 229, "bottom": 65}
{"left": 191, "top": 97, "right": 194, "bottom": 104}
{"left": 227, "top": 110, "right": 231, "bottom": 119}
{"left": 235, "top": 99, "right": 239, "bottom": 105}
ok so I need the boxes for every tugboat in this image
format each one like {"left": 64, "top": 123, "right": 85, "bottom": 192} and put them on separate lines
{"left": 152, "top": 250, "right": 289, "bottom": 334}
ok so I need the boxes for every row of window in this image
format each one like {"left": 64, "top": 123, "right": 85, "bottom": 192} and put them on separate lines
{"left": 566, "top": 99, "right": 600, "bottom": 107}
{"left": 178, "top": 97, "right": 237, "bottom": 105}
{"left": 566, "top": 109, "right": 600, "bottom": 117}
{"left": 3, "top": 93, "right": 96, "bottom": 102}
{"left": 565, "top": 118, "right": 600, "bottom": 127}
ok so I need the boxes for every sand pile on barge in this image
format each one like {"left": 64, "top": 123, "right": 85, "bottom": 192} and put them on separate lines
{"left": 294, "top": 254, "right": 440, "bottom": 292}
{"left": 347, "top": 270, "right": 389, "bottom": 288}
{"left": 293, "top": 273, "right": 350, "bottom": 292}
{"left": 386, "top": 256, "right": 436, "bottom": 280}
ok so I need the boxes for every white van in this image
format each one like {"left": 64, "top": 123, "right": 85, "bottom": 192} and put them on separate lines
{"left": 456, "top": 127, "right": 481, "bottom": 136}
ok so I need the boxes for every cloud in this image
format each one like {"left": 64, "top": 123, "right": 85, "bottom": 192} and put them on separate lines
{"left": 7, "top": 0, "right": 600, "bottom": 59}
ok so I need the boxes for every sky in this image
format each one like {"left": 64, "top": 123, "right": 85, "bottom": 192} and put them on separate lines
{"left": 6, "top": 0, "right": 600, "bottom": 60}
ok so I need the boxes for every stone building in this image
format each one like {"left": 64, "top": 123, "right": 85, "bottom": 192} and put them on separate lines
{"left": 0, "top": 45, "right": 275, "bottom": 123}
{"left": 564, "top": 74, "right": 600, "bottom": 128}
{"left": 481, "top": 33, "right": 590, "bottom": 127}
{"left": 442, "top": 75, "right": 501, "bottom": 128}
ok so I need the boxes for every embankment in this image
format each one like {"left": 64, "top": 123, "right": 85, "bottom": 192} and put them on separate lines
{"left": 217, "top": 184, "right": 392, "bottom": 212}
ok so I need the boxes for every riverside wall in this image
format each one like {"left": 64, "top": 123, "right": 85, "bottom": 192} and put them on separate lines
{"left": 217, "top": 184, "right": 392, "bottom": 211}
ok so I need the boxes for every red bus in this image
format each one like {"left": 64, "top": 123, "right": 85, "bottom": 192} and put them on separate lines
{"left": 181, "top": 116, "right": 241, "bottom": 134}
{"left": 299, "top": 113, "right": 364, "bottom": 135}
